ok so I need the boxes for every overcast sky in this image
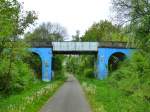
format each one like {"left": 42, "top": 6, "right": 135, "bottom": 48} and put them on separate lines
{"left": 19, "top": 0, "right": 112, "bottom": 39}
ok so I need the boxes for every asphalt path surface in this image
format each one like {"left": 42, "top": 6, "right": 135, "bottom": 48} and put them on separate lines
{"left": 39, "top": 75, "right": 92, "bottom": 112}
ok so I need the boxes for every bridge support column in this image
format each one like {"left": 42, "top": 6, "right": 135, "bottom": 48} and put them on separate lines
{"left": 97, "top": 48, "right": 132, "bottom": 79}
{"left": 30, "top": 48, "right": 53, "bottom": 81}
{"left": 97, "top": 48, "right": 108, "bottom": 79}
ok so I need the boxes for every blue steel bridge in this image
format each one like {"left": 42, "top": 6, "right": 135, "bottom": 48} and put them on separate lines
{"left": 29, "top": 41, "right": 135, "bottom": 81}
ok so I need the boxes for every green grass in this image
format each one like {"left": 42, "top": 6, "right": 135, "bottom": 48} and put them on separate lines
{"left": 78, "top": 76, "right": 150, "bottom": 112}
{"left": 0, "top": 79, "right": 64, "bottom": 112}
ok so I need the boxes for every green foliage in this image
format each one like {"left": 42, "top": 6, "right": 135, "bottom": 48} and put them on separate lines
{"left": 0, "top": 80, "right": 64, "bottom": 112}
{"left": 53, "top": 55, "right": 64, "bottom": 71}
{"left": 0, "top": 42, "right": 34, "bottom": 95}
{"left": 0, "top": 0, "right": 37, "bottom": 40}
{"left": 109, "top": 0, "right": 150, "bottom": 109}
{"left": 0, "top": 0, "right": 20, "bottom": 37}
{"left": 65, "top": 56, "right": 79, "bottom": 74}
{"left": 52, "top": 55, "right": 66, "bottom": 80}
{"left": 81, "top": 20, "right": 127, "bottom": 42}
{"left": 24, "top": 22, "right": 66, "bottom": 80}
{"left": 0, "top": 0, "right": 37, "bottom": 95}
{"left": 76, "top": 20, "right": 129, "bottom": 79}
{"left": 109, "top": 51, "right": 150, "bottom": 102}
{"left": 0, "top": 57, "right": 33, "bottom": 95}
{"left": 112, "top": 0, "right": 150, "bottom": 50}
{"left": 65, "top": 55, "right": 96, "bottom": 78}
{"left": 83, "top": 68, "right": 94, "bottom": 78}
{"left": 78, "top": 77, "right": 150, "bottom": 112}
{"left": 0, "top": 42, "right": 35, "bottom": 95}
{"left": 25, "top": 53, "right": 42, "bottom": 79}
{"left": 24, "top": 22, "right": 67, "bottom": 42}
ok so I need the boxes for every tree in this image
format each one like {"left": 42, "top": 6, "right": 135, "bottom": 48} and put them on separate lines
{"left": 72, "top": 30, "right": 81, "bottom": 41}
{"left": 0, "top": 0, "right": 37, "bottom": 95}
{"left": 81, "top": 20, "right": 127, "bottom": 42}
{"left": 24, "top": 22, "right": 67, "bottom": 79}
{"left": 25, "top": 22, "right": 67, "bottom": 42}
{"left": 110, "top": 0, "right": 150, "bottom": 105}
{"left": 112, "top": 0, "right": 150, "bottom": 50}
{"left": 112, "top": 0, "right": 150, "bottom": 24}
{"left": 65, "top": 55, "right": 96, "bottom": 78}
{"left": 68, "top": 20, "right": 128, "bottom": 79}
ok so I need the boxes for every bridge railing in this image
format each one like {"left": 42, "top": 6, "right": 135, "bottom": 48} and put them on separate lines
{"left": 27, "top": 41, "right": 133, "bottom": 49}
{"left": 99, "top": 41, "right": 128, "bottom": 48}
{"left": 28, "top": 41, "right": 53, "bottom": 48}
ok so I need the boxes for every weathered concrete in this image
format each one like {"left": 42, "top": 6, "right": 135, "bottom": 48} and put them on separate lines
{"left": 39, "top": 75, "right": 92, "bottom": 112}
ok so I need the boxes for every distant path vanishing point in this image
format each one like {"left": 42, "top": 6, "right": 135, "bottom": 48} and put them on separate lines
{"left": 39, "top": 75, "right": 92, "bottom": 112}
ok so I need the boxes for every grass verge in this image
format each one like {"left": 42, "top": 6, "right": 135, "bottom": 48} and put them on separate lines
{"left": 0, "top": 79, "right": 64, "bottom": 112}
{"left": 77, "top": 76, "right": 150, "bottom": 112}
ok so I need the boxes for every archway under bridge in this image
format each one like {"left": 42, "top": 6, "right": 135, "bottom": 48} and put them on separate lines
{"left": 29, "top": 42, "right": 135, "bottom": 81}
{"left": 108, "top": 52, "right": 126, "bottom": 72}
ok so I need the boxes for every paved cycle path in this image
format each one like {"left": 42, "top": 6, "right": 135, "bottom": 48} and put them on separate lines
{"left": 40, "top": 75, "right": 91, "bottom": 112}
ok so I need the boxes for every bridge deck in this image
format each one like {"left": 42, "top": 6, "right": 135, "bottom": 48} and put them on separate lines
{"left": 52, "top": 42, "right": 98, "bottom": 54}
{"left": 29, "top": 41, "right": 130, "bottom": 54}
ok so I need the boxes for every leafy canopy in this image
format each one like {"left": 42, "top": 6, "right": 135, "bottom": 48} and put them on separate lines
{"left": 0, "top": 0, "right": 37, "bottom": 95}
{"left": 81, "top": 20, "right": 127, "bottom": 42}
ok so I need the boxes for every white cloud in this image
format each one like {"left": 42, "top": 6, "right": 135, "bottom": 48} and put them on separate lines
{"left": 19, "top": 0, "right": 111, "bottom": 39}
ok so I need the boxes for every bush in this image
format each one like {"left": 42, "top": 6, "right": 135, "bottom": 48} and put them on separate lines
{"left": 0, "top": 58, "right": 34, "bottom": 95}
{"left": 108, "top": 51, "right": 150, "bottom": 102}
{"left": 53, "top": 70, "right": 67, "bottom": 81}
{"left": 26, "top": 53, "right": 42, "bottom": 79}
{"left": 83, "top": 68, "right": 95, "bottom": 78}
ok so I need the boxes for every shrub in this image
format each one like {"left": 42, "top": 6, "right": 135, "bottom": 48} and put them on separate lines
{"left": 83, "top": 68, "right": 95, "bottom": 78}
{"left": 108, "top": 51, "right": 150, "bottom": 102}
{"left": 0, "top": 58, "right": 34, "bottom": 95}
{"left": 26, "top": 53, "right": 42, "bottom": 79}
